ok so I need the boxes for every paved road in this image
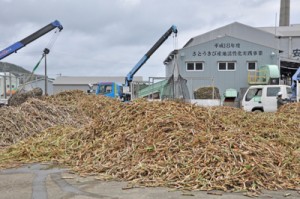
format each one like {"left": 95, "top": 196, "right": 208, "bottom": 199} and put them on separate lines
{"left": 0, "top": 163, "right": 299, "bottom": 199}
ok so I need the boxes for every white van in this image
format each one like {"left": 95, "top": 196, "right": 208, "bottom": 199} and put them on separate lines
{"left": 241, "top": 85, "right": 292, "bottom": 112}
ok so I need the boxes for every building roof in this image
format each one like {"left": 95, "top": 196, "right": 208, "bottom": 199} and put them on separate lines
{"left": 53, "top": 76, "right": 143, "bottom": 85}
{"left": 21, "top": 78, "right": 54, "bottom": 86}
{"left": 183, "top": 22, "right": 279, "bottom": 50}
{"left": 164, "top": 22, "right": 300, "bottom": 65}
{"left": 258, "top": 24, "right": 300, "bottom": 37}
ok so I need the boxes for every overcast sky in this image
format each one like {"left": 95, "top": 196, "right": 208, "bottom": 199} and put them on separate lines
{"left": 0, "top": 0, "right": 299, "bottom": 80}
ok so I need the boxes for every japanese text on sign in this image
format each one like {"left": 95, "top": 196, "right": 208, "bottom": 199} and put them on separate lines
{"left": 192, "top": 50, "right": 263, "bottom": 57}
{"left": 214, "top": 43, "right": 241, "bottom": 48}
{"left": 192, "top": 42, "right": 263, "bottom": 57}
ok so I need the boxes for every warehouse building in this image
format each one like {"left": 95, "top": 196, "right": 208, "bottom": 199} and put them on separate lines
{"left": 163, "top": 22, "right": 300, "bottom": 101}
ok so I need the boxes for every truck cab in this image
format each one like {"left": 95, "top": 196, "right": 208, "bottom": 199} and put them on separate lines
{"left": 241, "top": 85, "right": 292, "bottom": 112}
{"left": 95, "top": 82, "right": 124, "bottom": 100}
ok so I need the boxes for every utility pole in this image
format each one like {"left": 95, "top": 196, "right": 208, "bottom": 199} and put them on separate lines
{"left": 44, "top": 48, "right": 50, "bottom": 96}
{"left": 9, "top": 72, "right": 12, "bottom": 97}
{"left": 3, "top": 72, "right": 7, "bottom": 99}
{"left": 3, "top": 63, "right": 7, "bottom": 99}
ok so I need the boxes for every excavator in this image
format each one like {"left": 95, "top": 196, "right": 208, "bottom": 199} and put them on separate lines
{"left": 93, "top": 25, "right": 178, "bottom": 101}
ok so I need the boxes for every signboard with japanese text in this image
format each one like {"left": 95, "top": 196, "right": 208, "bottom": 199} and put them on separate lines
{"left": 192, "top": 42, "right": 263, "bottom": 57}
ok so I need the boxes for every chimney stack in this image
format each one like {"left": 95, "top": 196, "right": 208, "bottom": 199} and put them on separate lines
{"left": 279, "top": 0, "right": 290, "bottom": 26}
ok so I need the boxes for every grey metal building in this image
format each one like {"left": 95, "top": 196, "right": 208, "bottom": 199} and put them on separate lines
{"left": 164, "top": 22, "right": 300, "bottom": 100}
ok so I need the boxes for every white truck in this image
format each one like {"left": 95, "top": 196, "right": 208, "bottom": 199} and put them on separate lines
{"left": 241, "top": 85, "right": 292, "bottom": 112}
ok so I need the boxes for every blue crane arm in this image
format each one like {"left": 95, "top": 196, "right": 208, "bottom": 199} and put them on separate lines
{"left": 0, "top": 20, "right": 63, "bottom": 60}
{"left": 125, "top": 25, "right": 177, "bottom": 86}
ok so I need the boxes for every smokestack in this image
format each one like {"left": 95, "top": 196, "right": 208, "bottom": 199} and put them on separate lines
{"left": 279, "top": 0, "right": 290, "bottom": 26}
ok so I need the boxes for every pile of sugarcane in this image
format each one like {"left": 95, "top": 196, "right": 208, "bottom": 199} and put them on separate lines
{"left": 0, "top": 92, "right": 89, "bottom": 146}
{"left": 8, "top": 87, "right": 43, "bottom": 106}
{"left": 0, "top": 90, "right": 299, "bottom": 192}
{"left": 194, "top": 86, "right": 221, "bottom": 99}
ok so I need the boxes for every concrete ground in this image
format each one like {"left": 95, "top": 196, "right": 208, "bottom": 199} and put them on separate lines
{"left": 0, "top": 163, "right": 299, "bottom": 199}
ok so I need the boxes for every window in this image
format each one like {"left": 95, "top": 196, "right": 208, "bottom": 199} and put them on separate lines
{"left": 98, "top": 85, "right": 113, "bottom": 94}
{"left": 247, "top": 62, "right": 256, "bottom": 71}
{"left": 195, "top": 63, "right": 203, "bottom": 70}
{"left": 218, "top": 62, "right": 235, "bottom": 71}
{"left": 219, "top": 63, "right": 226, "bottom": 70}
{"left": 187, "top": 63, "right": 194, "bottom": 71}
{"left": 186, "top": 62, "right": 204, "bottom": 71}
{"left": 105, "top": 85, "right": 112, "bottom": 93}
{"left": 245, "top": 88, "right": 262, "bottom": 101}
{"left": 286, "top": 87, "right": 292, "bottom": 96}
{"left": 266, "top": 87, "right": 280, "bottom": 97}
{"left": 228, "top": 62, "right": 235, "bottom": 70}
